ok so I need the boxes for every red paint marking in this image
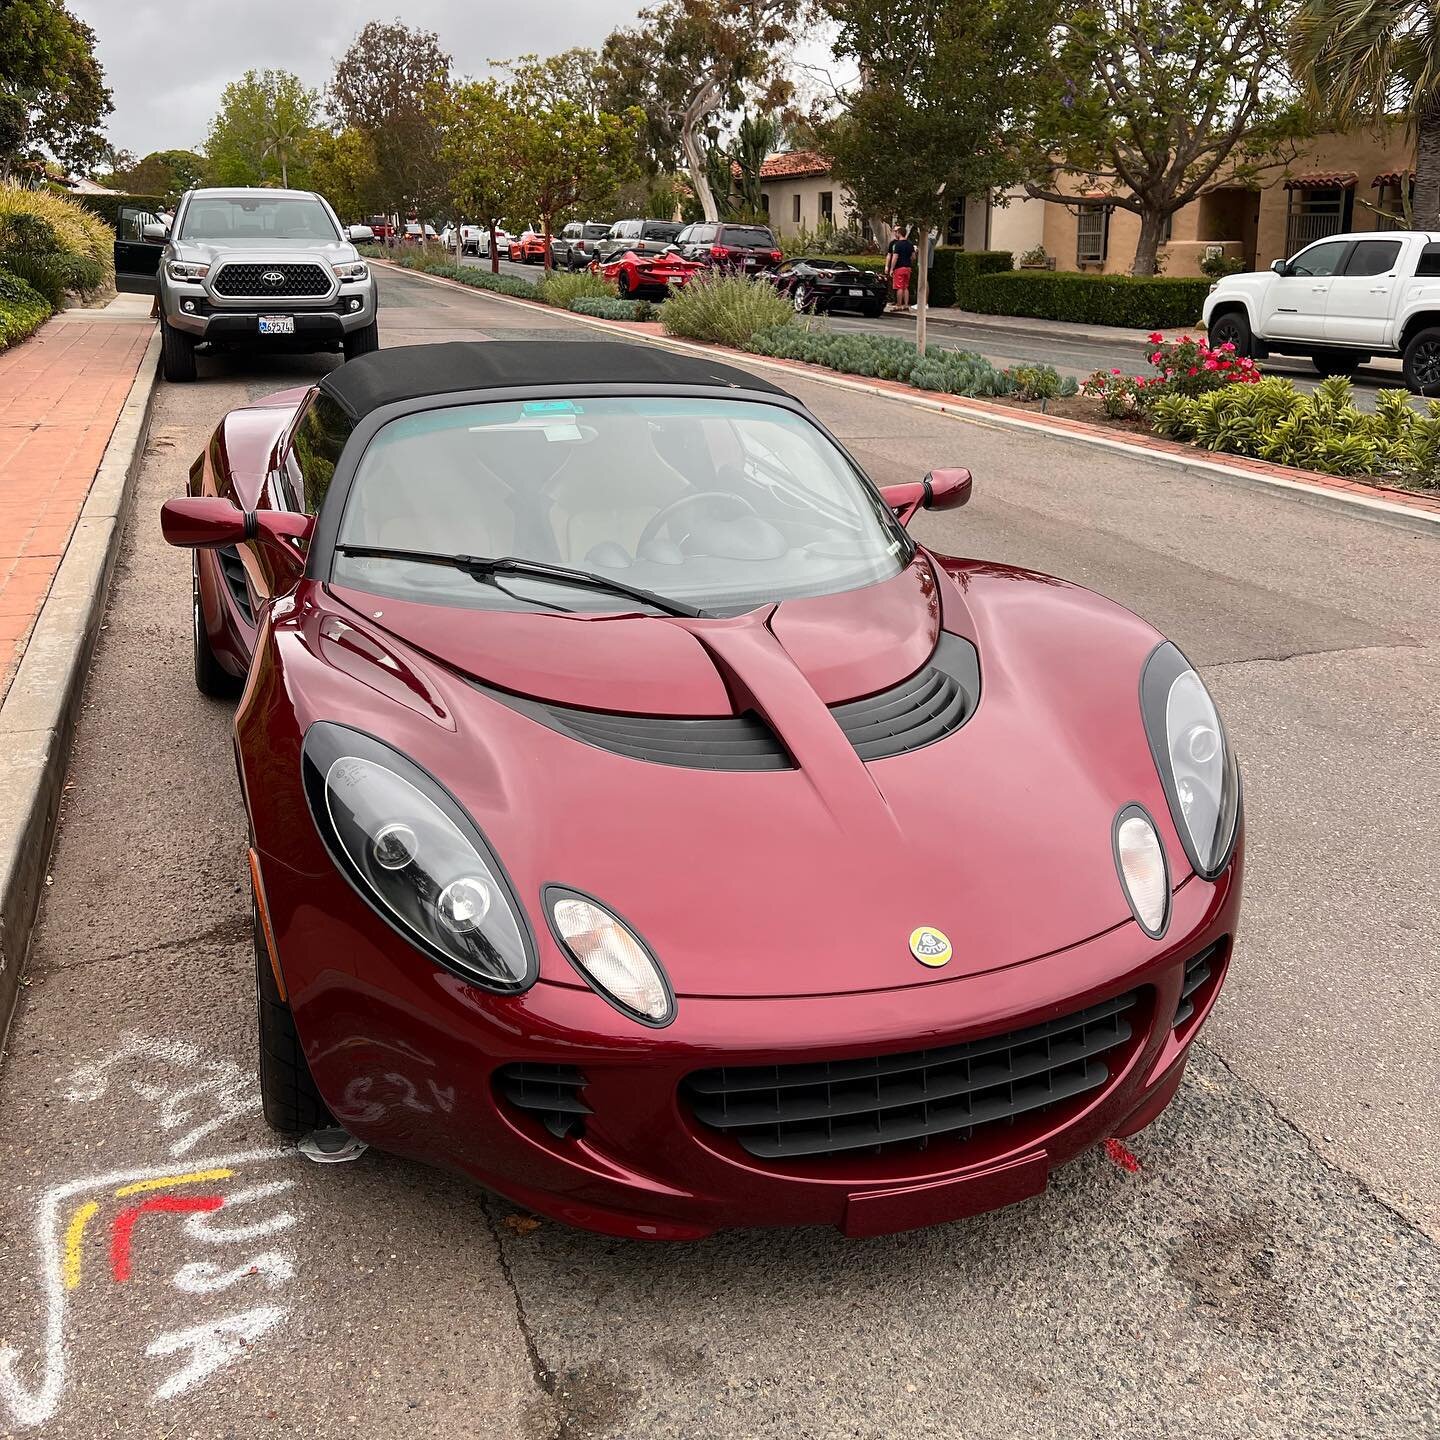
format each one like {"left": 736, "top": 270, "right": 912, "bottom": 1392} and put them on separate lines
{"left": 109, "top": 1194, "right": 224, "bottom": 1282}
{"left": 1104, "top": 1138, "right": 1142, "bottom": 1174}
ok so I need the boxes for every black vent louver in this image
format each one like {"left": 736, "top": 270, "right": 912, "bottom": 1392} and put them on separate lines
{"left": 538, "top": 707, "right": 791, "bottom": 771}
{"left": 1173, "top": 939, "right": 1225, "bottom": 1028}
{"left": 217, "top": 546, "right": 254, "bottom": 625}
{"left": 495, "top": 1063, "right": 591, "bottom": 1139}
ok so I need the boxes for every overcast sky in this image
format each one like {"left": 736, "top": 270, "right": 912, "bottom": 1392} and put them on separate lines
{"left": 69, "top": 1, "right": 658, "bottom": 157}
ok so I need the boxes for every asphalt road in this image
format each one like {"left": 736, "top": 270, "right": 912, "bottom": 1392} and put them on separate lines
{"left": 464, "top": 249, "right": 1414, "bottom": 405}
{"left": 0, "top": 266, "right": 1436, "bottom": 1440}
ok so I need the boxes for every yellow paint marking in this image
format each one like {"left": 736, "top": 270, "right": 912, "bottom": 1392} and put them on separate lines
{"left": 113, "top": 1166, "right": 234, "bottom": 1198}
{"left": 62, "top": 1201, "right": 99, "bottom": 1291}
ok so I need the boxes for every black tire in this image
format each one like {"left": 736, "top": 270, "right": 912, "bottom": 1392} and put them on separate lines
{"left": 192, "top": 557, "right": 240, "bottom": 698}
{"left": 160, "top": 317, "right": 197, "bottom": 382}
{"left": 1402, "top": 327, "right": 1440, "bottom": 395}
{"left": 255, "top": 902, "right": 332, "bottom": 1135}
{"left": 1311, "top": 348, "right": 1366, "bottom": 377}
{"left": 1207, "top": 308, "right": 1252, "bottom": 358}
{"left": 791, "top": 284, "right": 813, "bottom": 314}
{"left": 863, "top": 301, "right": 886, "bottom": 319}
{"left": 343, "top": 319, "right": 380, "bottom": 360}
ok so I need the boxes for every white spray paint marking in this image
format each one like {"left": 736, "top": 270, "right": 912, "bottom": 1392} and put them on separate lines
{"left": 172, "top": 1254, "right": 295, "bottom": 1294}
{"left": 145, "top": 1307, "right": 287, "bottom": 1402}
{"left": 183, "top": 1181, "right": 297, "bottom": 1244}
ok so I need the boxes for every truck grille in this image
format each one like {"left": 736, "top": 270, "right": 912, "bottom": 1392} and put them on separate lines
{"left": 682, "top": 992, "right": 1140, "bottom": 1160}
{"left": 212, "top": 262, "right": 332, "bottom": 298}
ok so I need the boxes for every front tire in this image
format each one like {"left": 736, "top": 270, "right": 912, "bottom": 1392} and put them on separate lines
{"left": 1402, "top": 327, "right": 1440, "bottom": 395}
{"left": 1207, "top": 308, "right": 1252, "bottom": 358}
{"left": 343, "top": 319, "right": 380, "bottom": 360}
{"left": 255, "top": 901, "right": 332, "bottom": 1135}
{"left": 160, "top": 317, "right": 197, "bottom": 382}
{"left": 1311, "top": 348, "right": 1366, "bottom": 377}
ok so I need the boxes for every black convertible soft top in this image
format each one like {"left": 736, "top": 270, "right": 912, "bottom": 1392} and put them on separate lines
{"left": 318, "top": 340, "right": 785, "bottom": 419}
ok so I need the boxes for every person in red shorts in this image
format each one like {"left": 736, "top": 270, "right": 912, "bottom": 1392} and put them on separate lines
{"left": 885, "top": 230, "right": 916, "bottom": 313}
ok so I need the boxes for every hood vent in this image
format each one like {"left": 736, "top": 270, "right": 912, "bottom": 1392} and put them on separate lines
{"left": 830, "top": 632, "right": 979, "bottom": 761}
{"left": 536, "top": 705, "right": 792, "bottom": 771}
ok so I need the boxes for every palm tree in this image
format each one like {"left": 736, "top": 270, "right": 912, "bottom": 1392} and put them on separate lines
{"left": 1292, "top": 0, "right": 1440, "bottom": 227}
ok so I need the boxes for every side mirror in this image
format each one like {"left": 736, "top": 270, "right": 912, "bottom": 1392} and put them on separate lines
{"left": 348, "top": 224, "right": 374, "bottom": 242}
{"left": 1271, "top": 258, "right": 1290, "bottom": 276}
{"left": 161, "top": 497, "right": 314, "bottom": 561}
{"left": 141, "top": 222, "right": 168, "bottom": 241}
{"left": 880, "top": 469, "right": 973, "bottom": 526}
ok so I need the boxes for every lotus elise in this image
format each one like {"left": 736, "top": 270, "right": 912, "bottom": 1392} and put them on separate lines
{"left": 161, "top": 341, "right": 1242, "bottom": 1239}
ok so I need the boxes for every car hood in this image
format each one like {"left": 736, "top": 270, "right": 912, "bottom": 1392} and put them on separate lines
{"left": 284, "top": 556, "right": 1183, "bottom": 999}
{"left": 173, "top": 238, "right": 359, "bottom": 265}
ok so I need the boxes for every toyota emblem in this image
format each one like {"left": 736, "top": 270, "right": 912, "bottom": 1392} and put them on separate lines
{"left": 261, "top": 269, "right": 285, "bottom": 286}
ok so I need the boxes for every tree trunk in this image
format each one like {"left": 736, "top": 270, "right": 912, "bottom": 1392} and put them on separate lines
{"left": 542, "top": 216, "right": 553, "bottom": 276}
{"left": 680, "top": 77, "right": 724, "bottom": 224}
{"left": 489, "top": 221, "right": 500, "bottom": 274}
{"left": 915, "top": 233, "right": 929, "bottom": 355}
{"left": 1415, "top": 102, "right": 1440, "bottom": 230}
{"left": 280, "top": 155, "right": 288, "bottom": 188}
{"left": 1130, "top": 208, "right": 1167, "bottom": 277}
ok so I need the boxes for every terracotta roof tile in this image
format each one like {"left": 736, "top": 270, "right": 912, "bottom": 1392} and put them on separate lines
{"left": 1283, "top": 171, "right": 1359, "bottom": 190}
{"left": 758, "top": 151, "right": 831, "bottom": 180}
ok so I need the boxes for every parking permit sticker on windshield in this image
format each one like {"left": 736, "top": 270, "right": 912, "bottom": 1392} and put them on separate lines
{"left": 522, "top": 401, "right": 583, "bottom": 416}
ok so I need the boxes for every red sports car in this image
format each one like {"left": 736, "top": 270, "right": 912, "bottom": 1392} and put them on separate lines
{"left": 511, "top": 230, "right": 549, "bottom": 264}
{"left": 592, "top": 247, "right": 707, "bottom": 299}
{"left": 161, "top": 342, "right": 1242, "bottom": 1240}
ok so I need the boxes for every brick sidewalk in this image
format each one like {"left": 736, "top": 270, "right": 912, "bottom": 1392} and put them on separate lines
{"left": 0, "top": 305, "right": 154, "bottom": 699}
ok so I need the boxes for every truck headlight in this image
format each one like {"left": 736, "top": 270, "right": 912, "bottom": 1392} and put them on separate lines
{"left": 333, "top": 261, "right": 369, "bottom": 281}
{"left": 166, "top": 260, "right": 209, "bottom": 282}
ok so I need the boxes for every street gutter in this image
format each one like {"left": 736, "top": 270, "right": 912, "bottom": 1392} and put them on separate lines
{"left": 379, "top": 260, "right": 1440, "bottom": 536}
{"left": 0, "top": 329, "right": 162, "bottom": 1057}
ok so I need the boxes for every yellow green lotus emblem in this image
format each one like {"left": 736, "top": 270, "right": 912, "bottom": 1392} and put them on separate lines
{"left": 909, "top": 927, "right": 952, "bottom": 968}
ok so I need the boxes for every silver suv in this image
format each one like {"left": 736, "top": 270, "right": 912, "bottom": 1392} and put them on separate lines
{"left": 156, "top": 188, "right": 379, "bottom": 382}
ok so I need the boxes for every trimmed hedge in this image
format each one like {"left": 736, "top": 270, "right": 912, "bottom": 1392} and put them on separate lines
{"left": 377, "top": 246, "right": 539, "bottom": 297}
{"left": 0, "top": 269, "right": 53, "bottom": 350}
{"left": 953, "top": 269, "right": 1210, "bottom": 329}
{"left": 70, "top": 192, "right": 167, "bottom": 229}
{"left": 569, "top": 296, "right": 660, "bottom": 321}
{"left": 929, "top": 248, "right": 1013, "bottom": 308}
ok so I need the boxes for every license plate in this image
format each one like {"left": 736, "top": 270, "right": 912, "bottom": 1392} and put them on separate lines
{"left": 258, "top": 315, "right": 295, "bottom": 335}
{"left": 667, "top": 276, "right": 683, "bottom": 285}
{"left": 745, "top": 258, "right": 758, "bottom": 267}
{"left": 849, "top": 288, "right": 864, "bottom": 296}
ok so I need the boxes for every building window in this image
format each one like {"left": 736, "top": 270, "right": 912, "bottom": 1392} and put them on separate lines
{"left": 1375, "top": 178, "right": 1414, "bottom": 230}
{"left": 792, "top": 194, "right": 801, "bottom": 224}
{"left": 819, "top": 191, "right": 833, "bottom": 224}
{"left": 759, "top": 193, "right": 769, "bottom": 215}
{"left": 944, "top": 197, "right": 967, "bottom": 248}
{"left": 1076, "top": 205, "right": 1109, "bottom": 265}
{"left": 1284, "top": 186, "right": 1353, "bottom": 254}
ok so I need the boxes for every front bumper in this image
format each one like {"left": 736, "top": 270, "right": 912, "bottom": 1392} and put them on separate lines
{"left": 163, "top": 280, "right": 376, "bottom": 341}
{"left": 261, "top": 838, "right": 1242, "bottom": 1240}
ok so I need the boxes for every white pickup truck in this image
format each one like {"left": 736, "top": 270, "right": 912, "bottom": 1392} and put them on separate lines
{"left": 1202, "top": 230, "right": 1440, "bottom": 393}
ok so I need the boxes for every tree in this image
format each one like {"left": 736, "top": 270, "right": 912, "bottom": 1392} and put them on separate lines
{"left": 308, "top": 128, "right": 379, "bottom": 222}
{"left": 329, "top": 21, "right": 452, "bottom": 221}
{"left": 116, "top": 149, "right": 209, "bottom": 199}
{"left": 207, "top": 70, "right": 320, "bottom": 188}
{"left": 0, "top": 0, "right": 112, "bottom": 179}
{"left": 1023, "top": 0, "right": 1311, "bottom": 276}
{"left": 439, "top": 81, "right": 526, "bottom": 272}
{"left": 598, "top": 0, "right": 800, "bottom": 222}
{"left": 1292, "top": 1, "right": 1440, "bottom": 228}
{"left": 817, "top": 0, "right": 1059, "bottom": 348}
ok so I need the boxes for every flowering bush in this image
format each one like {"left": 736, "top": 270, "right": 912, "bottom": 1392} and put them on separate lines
{"left": 1083, "top": 332, "right": 1261, "bottom": 418}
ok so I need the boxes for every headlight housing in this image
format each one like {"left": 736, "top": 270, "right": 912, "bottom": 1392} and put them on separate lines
{"left": 545, "top": 886, "right": 675, "bottom": 1027}
{"left": 1141, "top": 643, "right": 1241, "bottom": 880}
{"left": 1112, "top": 804, "right": 1170, "bottom": 938}
{"left": 333, "top": 261, "right": 369, "bottom": 281}
{"left": 301, "top": 723, "right": 536, "bottom": 992}
{"left": 166, "top": 260, "right": 209, "bottom": 282}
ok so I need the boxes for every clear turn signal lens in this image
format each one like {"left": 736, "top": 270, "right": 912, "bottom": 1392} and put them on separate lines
{"left": 548, "top": 891, "right": 674, "bottom": 1026}
{"left": 1114, "top": 806, "right": 1169, "bottom": 938}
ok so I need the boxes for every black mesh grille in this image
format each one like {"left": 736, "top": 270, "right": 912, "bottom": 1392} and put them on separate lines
{"left": 527, "top": 702, "right": 791, "bottom": 771}
{"left": 683, "top": 992, "right": 1139, "bottom": 1160}
{"left": 217, "top": 546, "right": 253, "bottom": 625}
{"left": 1173, "top": 940, "right": 1224, "bottom": 1028}
{"left": 495, "top": 1063, "right": 591, "bottom": 1139}
{"left": 829, "top": 632, "right": 979, "bottom": 761}
{"left": 212, "top": 262, "right": 332, "bottom": 297}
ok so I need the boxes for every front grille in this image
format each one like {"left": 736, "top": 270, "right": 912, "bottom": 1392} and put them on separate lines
{"left": 212, "top": 262, "right": 331, "bottom": 298}
{"left": 1174, "top": 939, "right": 1225, "bottom": 1028}
{"left": 828, "top": 632, "right": 979, "bottom": 761}
{"left": 683, "top": 991, "right": 1139, "bottom": 1160}
{"left": 495, "top": 1063, "right": 591, "bottom": 1139}
{"left": 217, "top": 545, "right": 253, "bottom": 625}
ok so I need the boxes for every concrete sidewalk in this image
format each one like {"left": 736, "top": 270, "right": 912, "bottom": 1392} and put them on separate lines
{"left": 0, "top": 294, "right": 154, "bottom": 699}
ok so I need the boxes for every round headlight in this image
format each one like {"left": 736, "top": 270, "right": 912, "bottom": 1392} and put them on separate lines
{"left": 546, "top": 888, "right": 674, "bottom": 1026}
{"left": 1141, "top": 643, "right": 1241, "bottom": 879}
{"left": 1113, "top": 805, "right": 1169, "bottom": 937}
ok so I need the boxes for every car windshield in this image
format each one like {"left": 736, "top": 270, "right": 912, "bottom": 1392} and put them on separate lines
{"left": 180, "top": 196, "right": 339, "bottom": 242}
{"left": 331, "top": 396, "right": 909, "bottom": 614}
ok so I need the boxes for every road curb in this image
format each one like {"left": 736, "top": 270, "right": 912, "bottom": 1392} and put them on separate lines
{"left": 381, "top": 261, "right": 1440, "bottom": 537}
{"left": 0, "top": 327, "right": 161, "bottom": 1057}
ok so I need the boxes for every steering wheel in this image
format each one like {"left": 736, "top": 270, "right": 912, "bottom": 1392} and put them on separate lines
{"left": 636, "top": 491, "right": 759, "bottom": 553}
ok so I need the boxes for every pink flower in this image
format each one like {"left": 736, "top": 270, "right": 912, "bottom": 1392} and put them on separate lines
{"left": 1111, "top": 368, "right": 1122, "bottom": 375}
{"left": 1188, "top": 366, "right": 1198, "bottom": 376}
{"left": 1148, "top": 332, "right": 1164, "bottom": 343}
{"left": 1204, "top": 358, "right": 1219, "bottom": 370}
{"left": 1150, "top": 352, "right": 1163, "bottom": 365}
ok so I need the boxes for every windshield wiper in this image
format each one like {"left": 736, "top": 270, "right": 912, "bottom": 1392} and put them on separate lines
{"left": 334, "top": 545, "right": 708, "bottom": 619}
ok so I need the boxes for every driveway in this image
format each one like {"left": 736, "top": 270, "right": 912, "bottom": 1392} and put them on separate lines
{"left": 0, "top": 266, "right": 1434, "bottom": 1439}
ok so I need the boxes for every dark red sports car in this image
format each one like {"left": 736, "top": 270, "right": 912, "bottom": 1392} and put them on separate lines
{"left": 591, "top": 247, "right": 707, "bottom": 299}
{"left": 161, "top": 342, "right": 1242, "bottom": 1240}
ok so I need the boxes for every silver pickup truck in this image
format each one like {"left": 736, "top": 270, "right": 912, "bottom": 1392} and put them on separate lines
{"left": 156, "top": 187, "right": 378, "bottom": 382}
{"left": 1202, "top": 230, "right": 1440, "bottom": 393}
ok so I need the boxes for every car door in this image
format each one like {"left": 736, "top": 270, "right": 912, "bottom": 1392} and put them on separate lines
{"left": 1323, "top": 237, "right": 1405, "bottom": 347}
{"left": 1263, "top": 238, "right": 1352, "bottom": 340}
{"left": 113, "top": 205, "right": 166, "bottom": 292}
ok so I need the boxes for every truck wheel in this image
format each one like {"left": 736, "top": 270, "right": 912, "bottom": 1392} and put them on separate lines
{"left": 1207, "top": 309, "right": 1252, "bottom": 358}
{"left": 160, "top": 317, "right": 197, "bottom": 382}
{"left": 1311, "top": 348, "right": 1366, "bottom": 377}
{"left": 343, "top": 320, "right": 380, "bottom": 360}
{"left": 255, "top": 901, "right": 332, "bottom": 1135}
{"left": 1402, "top": 328, "right": 1440, "bottom": 395}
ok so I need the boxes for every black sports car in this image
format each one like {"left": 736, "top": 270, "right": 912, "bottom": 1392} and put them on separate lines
{"left": 769, "top": 258, "right": 887, "bottom": 317}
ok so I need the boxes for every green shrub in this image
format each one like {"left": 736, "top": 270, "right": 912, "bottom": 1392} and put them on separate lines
{"left": 744, "top": 324, "right": 1077, "bottom": 402}
{"left": 1148, "top": 375, "right": 1440, "bottom": 487}
{"left": 661, "top": 274, "right": 794, "bottom": 347}
{"left": 535, "top": 270, "right": 616, "bottom": 307}
{"left": 929, "top": 248, "right": 1013, "bottom": 308}
{"left": 0, "top": 268, "right": 53, "bottom": 349}
{"left": 569, "top": 296, "right": 660, "bottom": 321}
{"left": 70, "top": 192, "right": 167, "bottom": 230}
{"left": 2, "top": 251, "right": 105, "bottom": 306}
{"left": 0, "top": 185, "right": 115, "bottom": 291}
{"left": 954, "top": 270, "right": 1210, "bottom": 329}
{"left": 377, "top": 246, "right": 539, "bottom": 298}
{"left": 780, "top": 222, "right": 876, "bottom": 258}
